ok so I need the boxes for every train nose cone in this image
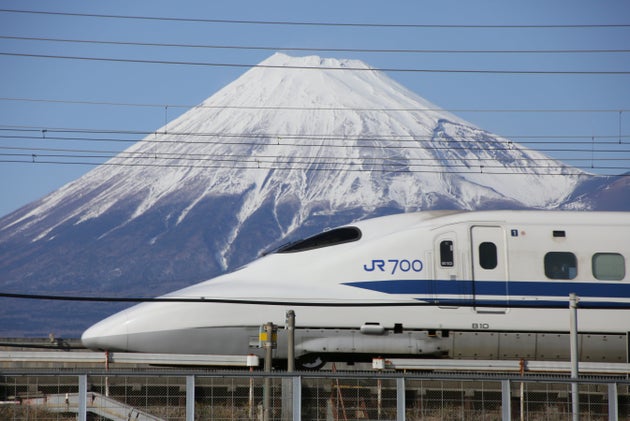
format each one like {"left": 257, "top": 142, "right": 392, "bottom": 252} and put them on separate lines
{"left": 81, "top": 315, "right": 130, "bottom": 351}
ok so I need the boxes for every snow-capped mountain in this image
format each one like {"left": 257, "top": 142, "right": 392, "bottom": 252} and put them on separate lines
{"left": 0, "top": 53, "right": 618, "bottom": 336}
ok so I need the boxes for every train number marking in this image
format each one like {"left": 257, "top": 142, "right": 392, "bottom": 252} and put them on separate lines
{"left": 363, "top": 259, "right": 423, "bottom": 274}
{"left": 472, "top": 323, "right": 490, "bottom": 330}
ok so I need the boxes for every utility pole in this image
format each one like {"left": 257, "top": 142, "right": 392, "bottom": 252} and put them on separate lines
{"left": 261, "top": 322, "right": 277, "bottom": 421}
{"left": 286, "top": 310, "right": 295, "bottom": 372}
{"left": 282, "top": 310, "right": 296, "bottom": 421}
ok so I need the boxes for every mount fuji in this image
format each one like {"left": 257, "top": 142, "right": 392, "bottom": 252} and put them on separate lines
{"left": 0, "top": 53, "right": 624, "bottom": 336}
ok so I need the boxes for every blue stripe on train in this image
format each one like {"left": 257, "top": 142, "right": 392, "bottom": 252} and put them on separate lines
{"left": 431, "top": 299, "right": 629, "bottom": 308}
{"left": 344, "top": 279, "right": 630, "bottom": 300}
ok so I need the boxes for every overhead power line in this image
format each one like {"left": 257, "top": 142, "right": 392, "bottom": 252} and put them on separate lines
{"left": 2, "top": 151, "right": 593, "bottom": 168}
{"left": 4, "top": 148, "right": 627, "bottom": 164}
{"left": 2, "top": 96, "right": 628, "bottom": 114}
{"left": 2, "top": 291, "right": 630, "bottom": 309}
{"left": 2, "top": 157, "right": 625, "bottom": 175}
{"left": 1, "top": 125, "right": 628, "bottom": 144}
{"left": 2, "top": 51, "right": 629, "bottom": 74}
{"left": 1, "top": 123, "right": 626, "bottom": 173}
{"left": 2, "top": 150, "right": 627, "bottom": 175}
{"left": 3, "top": 35, "right": 629, "bottom": 55}
{"left": 4, "top": 144, "right": 627, "bottom": 159}
{"left": 1, "top": 129, "right": 628, "bottom": 174}
{"left": 1, "top": 9, "right": 629, "bottom": 29}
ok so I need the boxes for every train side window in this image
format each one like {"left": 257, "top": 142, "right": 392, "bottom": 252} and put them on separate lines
{"left": 544, "top": 252, "right": 577, "bottom": 279}
{"left": 592, "top": 253, "right": 625, "bottom": 281}
{"left": 440, "top": 240, "right": 454, "bottom": 267}
{"left": 479, "top": 242, "right": 497, "bottom": 270}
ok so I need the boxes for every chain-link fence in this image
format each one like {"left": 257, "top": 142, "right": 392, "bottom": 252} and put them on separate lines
{"left": 1, "top": 370, "right": 629, "bottom": 420}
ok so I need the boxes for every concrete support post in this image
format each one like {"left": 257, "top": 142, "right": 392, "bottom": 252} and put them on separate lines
{"left": 282, "top": 311, "right": 296, "bottom": 421}
{"left": 286, "top": 310, "right": 295, "bottom": 372}
{"left": 281, "top": 379, "right": 292, "bottom": 420}
{"left": 263, "top": 322, "right": 275, "bottom": 421}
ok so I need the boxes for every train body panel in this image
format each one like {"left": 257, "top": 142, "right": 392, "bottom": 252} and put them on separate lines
{"left": 82, "top": 210, "right": 630, "bottom": 364}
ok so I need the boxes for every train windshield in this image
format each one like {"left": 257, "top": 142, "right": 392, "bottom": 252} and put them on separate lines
{"left": 277, "top": 227, "right": 362, "bottom": 253}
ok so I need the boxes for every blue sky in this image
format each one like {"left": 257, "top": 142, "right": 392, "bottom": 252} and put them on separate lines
{"left": 1, "top": 0, "right": 629, "bottom": 216}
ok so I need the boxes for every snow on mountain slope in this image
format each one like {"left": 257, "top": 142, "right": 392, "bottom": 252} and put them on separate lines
{"left": 3, "top": 53, "right": 584, "bottom": 242}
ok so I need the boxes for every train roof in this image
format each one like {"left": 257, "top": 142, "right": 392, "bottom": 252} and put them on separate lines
{"left": 350, "top": 209, "right": 629, "bottom": 234}
{"left": 272, "top": 210, "right": 628, "bottom": 255}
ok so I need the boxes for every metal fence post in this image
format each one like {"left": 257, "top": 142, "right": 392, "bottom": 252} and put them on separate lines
{"left": 186, "top": 375, "right": 195, "bottom": 421}
{"left": 292, "top": 375, "right": 302, "bottom": 420}
{"left": 501, "top": 379, "right": 511, "bottom": 421}
{"left": 78, "top": 374, "right": 87, "bottom": 421}
{"left": 608, "top": 383, "right": 618, "bottom": 420}
{"left": 569, "top": 293, "right": 579, "bottom": 421}
{"left": 396, "top": 376, "right": 406, "bottom": 421}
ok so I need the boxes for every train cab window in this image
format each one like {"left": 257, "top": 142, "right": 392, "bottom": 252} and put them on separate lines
{"left": 440, "top": 240, "right": 454, "bottom": 267}
{"left": 479, "top": 242, "right": 497, "bottom": 270}
{"left": 592, "top": 253, "right": 625, "bottom": 281}
{"left": 544, "top": 252, "right": 577, "bottom": 279}
{"left": 277, "top": 227, "right": 361, "bottom": 253}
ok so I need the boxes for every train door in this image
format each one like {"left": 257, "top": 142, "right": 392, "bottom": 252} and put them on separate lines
{"left": 433, "top": 233, "right": 464, "bottom": 308}
{"left": 470, "top": 226, "right": 508, "bottom": 313}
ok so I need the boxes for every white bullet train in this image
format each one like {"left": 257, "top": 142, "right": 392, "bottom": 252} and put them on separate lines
{"left": 82, "top": 210, "right": 630, "bottom": 368}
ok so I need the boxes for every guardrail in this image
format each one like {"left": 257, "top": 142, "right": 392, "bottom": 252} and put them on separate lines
{"left": 378, "top": 357, "right": 630, "bottom": 375}
{"left": 3, "top": 350, "right": 630, "bottom": 375}
{"left": 0, "top": 350, "right": 259, "bottom": 367}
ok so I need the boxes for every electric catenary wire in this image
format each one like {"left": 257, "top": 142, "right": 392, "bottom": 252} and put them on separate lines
{"left": 2, "top": 51, "right": 628, "bottom": 74}
{"left": 1, "top": 8, "right": 629, "bottom": 29}
{"left": 4, "top": 152, "right": 626, "bottom": 172}
{"left": 2, "top": 152, "right": 627, "bottom": 175}
{"left": 1, "top": 291, "right": 629, "bottom": 309}
{"left": 3, "top": 35, "right": 629, "bottom": 55}
{"left": 1, "top": 97, "right": 628, "bottom": 114}
{"left": 1, "top": 125, "right": 627, "bottom": 142}
{"left": 1, "top": 127, "right": 627, "bottom": 156}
